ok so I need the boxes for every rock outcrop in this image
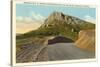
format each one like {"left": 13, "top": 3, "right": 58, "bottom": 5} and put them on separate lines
{"left": 75, "top": 30, "right": 95, "bottom": 52}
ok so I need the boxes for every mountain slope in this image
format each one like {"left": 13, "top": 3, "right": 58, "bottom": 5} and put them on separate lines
{"left": 16, "top": 12, "right": 95, "bottom": 40}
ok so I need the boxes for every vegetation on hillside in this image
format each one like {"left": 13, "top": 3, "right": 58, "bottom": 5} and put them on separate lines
{"left": 16, "top": 12, "right": 95, "bottom": 41}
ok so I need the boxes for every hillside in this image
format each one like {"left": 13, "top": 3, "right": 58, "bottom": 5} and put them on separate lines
{"left": 16, "top": 12, "right": 95, "bottom": 41}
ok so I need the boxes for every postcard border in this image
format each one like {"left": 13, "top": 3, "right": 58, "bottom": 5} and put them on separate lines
{"left": 11, "top": 0, "right": 98, "bottom": 66}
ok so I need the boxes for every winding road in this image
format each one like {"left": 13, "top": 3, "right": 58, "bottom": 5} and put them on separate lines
{"left": 47, "top": 43, "right": 95, "bottom": 61}
{"left": 16, "top": 43, "right": 95, "bottom": 63}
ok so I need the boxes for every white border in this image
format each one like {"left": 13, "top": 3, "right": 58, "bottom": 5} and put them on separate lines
{"left": 11, "top": 0, "right": 97, "bottom": 66}
{"left": 12, "top": 0, "right": 16, "bottom": 66}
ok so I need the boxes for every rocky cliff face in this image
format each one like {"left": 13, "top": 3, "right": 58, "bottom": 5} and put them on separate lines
{"left": 38, "top": 12, "right": 95, "bottom": 40}
{"left": 40, "top": 12, "right": 95, "bottom": 33}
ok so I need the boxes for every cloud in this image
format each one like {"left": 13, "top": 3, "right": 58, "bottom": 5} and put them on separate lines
{"left": 84, "top": 15, "right": 95, "bottom": 23}
{"left": 16, "top": 12, "right": 46, "bottom": 34}
{"left": 16, "top": 12, "right": 45, "bottom": 23}
{"left": 16, "top": 22, "right": 41, "bottom": 34}
{"left": 30, "top": 12, "right": 45, "bottom": 22}
{"left": 16, "top": 16, "right": 33, "bottom": 22}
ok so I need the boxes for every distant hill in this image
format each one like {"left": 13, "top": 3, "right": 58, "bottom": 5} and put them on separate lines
{"left": 16, "top": 12, "right": 95, "bottom": 40}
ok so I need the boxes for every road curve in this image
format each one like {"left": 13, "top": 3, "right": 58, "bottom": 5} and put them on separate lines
{"left": 47, "top": 43, "right": 95, "bottom": 61}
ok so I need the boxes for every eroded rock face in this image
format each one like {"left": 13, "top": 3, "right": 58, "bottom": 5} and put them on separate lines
{"left": 40, "top": 12, "right": 95, "bottom": 29}
{"left": 75, "top": 30, "right": 95, "bottom": 52}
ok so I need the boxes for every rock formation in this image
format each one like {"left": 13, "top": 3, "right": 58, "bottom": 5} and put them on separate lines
{"left": 75, "top": 30, "right": 95, "bottom": 52}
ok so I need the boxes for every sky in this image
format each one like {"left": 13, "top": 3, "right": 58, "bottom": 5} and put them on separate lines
{"left": 16, "top": 3, "right": 96, "bottom": 34}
